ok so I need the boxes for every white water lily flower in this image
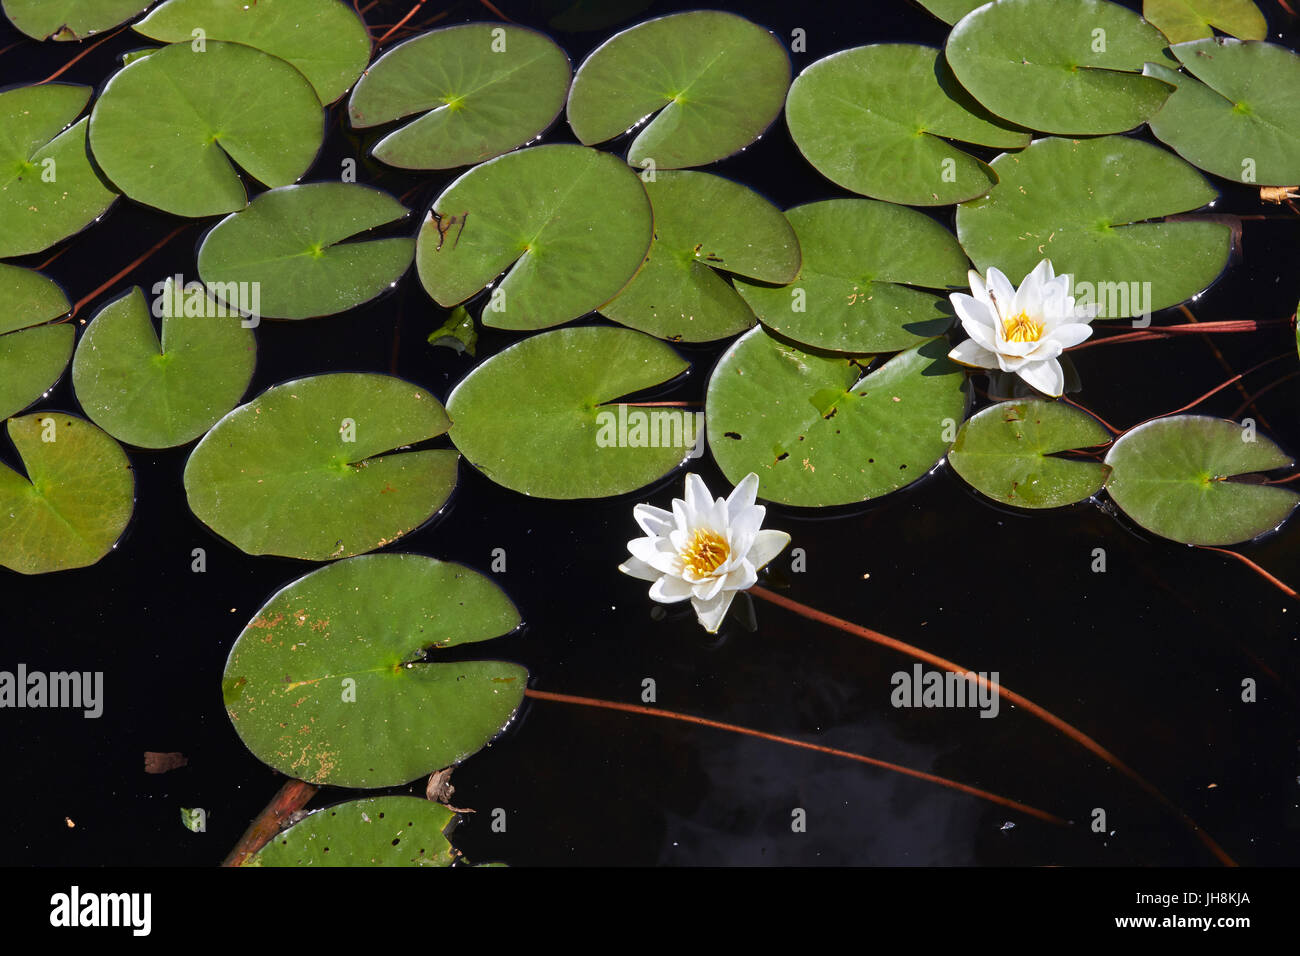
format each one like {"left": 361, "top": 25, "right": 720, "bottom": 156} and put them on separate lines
{"left": 947, "top": 259, "right": 1096, "bottom": 398}
{"left": 619, "top": 472, "right": 791, "bottom": 633}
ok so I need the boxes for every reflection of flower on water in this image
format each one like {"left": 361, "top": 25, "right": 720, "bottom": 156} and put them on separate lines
{"left": 947, "top": 259, "right": 1096, "bottom": 398}
{"left": 619, "top": 472, "right": 791, "bottom": 633}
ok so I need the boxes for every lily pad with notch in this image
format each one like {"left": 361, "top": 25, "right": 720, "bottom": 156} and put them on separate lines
{"left": 946, "top": 0, "right": 1176, "bottom": 135}
{"left": 222, "top": 554, "right": 526, "bottom": 789}
{"left": 134, "top": 0, "right": 371, "bottom": 104}
{"left": 1144, "top": 40, "right": 1300, "bottom": 187}
{"left": 416, "top": 144, "right": 652, "bottom": 331}
{"left": 71, "top": 284, "right": 256, "bottom": 448}
{"left": 2, "top": 0, "right": 151, "bottom": 40}
{"left": 1142, "top": 0, "right": 1266, "bottom": 44}
{"left": 566, "top": 10, "right": 791, "bottom": 170}
{"left": 706, "top": 329, "right": 967, "bottom": 507}
{"left": 446, "top": 326, "right": 693, "bottom": 499}
{"left": 183, "top": 373, "right": 458, "bottom": 560}
{"left": 1103, "top": 415, "right": 1300, "bottom": 545}
{"left": 0, "top": 84, "right": 118, "bottom": 259}
{"left": 0, "top": 264, "right": 74, "bottom": 421}
{"left": 955, "top": 136, "right": 1232, "bottom": 318}
{"left": 250, "top": 796, "right": 462, "bottom": 866}
{"left": 0, "top": 412, "right": 133, "bottom": 575}
{"left": 88, "top": 40, "right": 323, "bottom": 218}
{"left": 196, "top": 183, "right": 414, "bottom": 321}
{"left": 348, "top": 23, "right": 571, "bottom": 170}
{"left": 785, "top": 44, "right": 1031, "bottom": 206}
{"left": 734, "top": 199, "right": 967, "bottom": 354}
{"left": 599, "top": 170, "right": 799, "bottom": 342}
{"left": 948, "top": 399, "right": 1112, "bottom": 509}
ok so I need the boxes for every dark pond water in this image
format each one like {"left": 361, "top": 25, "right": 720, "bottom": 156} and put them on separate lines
{"left": 2, "top": 0, "right": 1299, "bottom": 868}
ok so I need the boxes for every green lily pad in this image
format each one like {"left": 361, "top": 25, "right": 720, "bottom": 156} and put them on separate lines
{"left": 446, "top": 326, "right": 693, "bottom": 499}
{"left": 2, "top": 0, "right": 150, "bottom": 39}
{"left": 71, "top": 285, "right": 256, "bottom": 448}
{"left": 1143, "top": 0, "right": 1266, "bottom": 44}
{"left": 566, "top": 10, "right": 791, "bottom": 169}
{"left": 250, "top": 797, "right": 460, "bottom": 867}
{"left": 184, "top": 373, "right": 458, "bottom": 560}
{"left": 948, "top": 399, "right": 1112, "bottom": 509}
{"left": 348, "top": 23, "right": 571, "bottom": 170}
{"left": 0, "top": 264, "right": 73, "bottom": 421}
{"left": 196, "top": 183, "right": 414, "bottom": 320}
{"left": 223, "top": 555, "right": 526, "bottom": 788}
{"left": 0, "top": 412, "right": 133, "bottom": 575}
{"left": 1, "top": 84, "right": 117, "bottom": 259}
{"left": 735, "top": 199, "right": 967, "bottom": 354}
{"left": 599, "top": 170, "right": 799, "bottom": 342}
{"left": 785, "top": 44, "right": 1031, "bottom": 206}
{"left": 134, "top": 0, "right": 371, "bottom": 103}
{"left": 955, "top": 136, "right": 1231, "bottom": 318}
{"left": 915, "top": 0, "right": 986, "bottom": 23}
{"left": 946, "top": 0, "right": 1175, "bottom": 135}
{"left": 1145, "top": 41, "right": 1300, "bottom": 187}
{"left": 1103, "top": 415, "right": 1300, "bottom": 545}
{"left": 416, "top": 144, "right": 652, "bottom": 331}
{"left": 88, "top": 40, "right": 323, "bottom": 217}
{"left": 706, "top": 330, "right": 967, "bottom": 507}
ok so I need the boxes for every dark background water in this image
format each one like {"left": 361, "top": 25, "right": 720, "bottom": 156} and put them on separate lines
{"left": 2, "top": 0, "right": 1298, "bottom": 867}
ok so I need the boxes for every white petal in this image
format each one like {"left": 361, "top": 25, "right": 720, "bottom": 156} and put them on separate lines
{"left": 627, "top": 537, "right": 677, "bottom": 574}
{"left": 948, "top": 338, "right": 1001, "bottom": 369}
{"left": 1049, "top": 322, "right": 1093, "bottom": 350}
{"left": 618, "top": 557, "right": 662, "bottom": 582}
{"left": 746, "top": 529, "right": 791, "bottom": 571}
{"left": 683, "top": 473, "right": 711, "bottom": 520}
{"left": 725, "top": 530, "right": 756, "bottom": 571}
{"left": 952, "top": 296, "right": 998, "bottom": 352}
{"left": 649, "top": 574, "right": 694, "bottom": 603}
{"left": 693, "top": 573, "right": 728, "bottom": 601}
{"left": 725, "top": 472, "right": 760, "bottom": 520}
{"left": 967, "top": 269, "right": 991, "bottom": 308}
{"left": 985, "top": 267, "right": 1016, "bottom": 319}
{"left": 1025, "top": 338, "right": 1063, "bottom": 363}
{"left": 722, "top": 561, "right": 758, "bottom": 591}
{"left": 1015, "top": 357, "right": 1065, "bottom": 397}
{"left": 632, "top": 503, "right": 674, "bottom": 538}
{"left": 670, "top": 496, "right": 690, "bottom": 532}
{"left": 1010, "top": 259, "right": 1051, "bottom": 317}
{"left": 692, "top": 591, "right": 736, "bottom": 634}
{"left": 728, "top": 506, "right": 762, "bottom": 544}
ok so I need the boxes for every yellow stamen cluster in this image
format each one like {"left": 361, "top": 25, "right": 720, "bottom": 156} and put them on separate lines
{"left": 1001, "top": 311, "right": 1044, "bottom": 344}
{"left": 681, "top": 528, "right": 729, "bottom": 576}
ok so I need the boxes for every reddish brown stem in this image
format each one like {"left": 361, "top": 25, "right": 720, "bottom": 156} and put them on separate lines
{"left": 747, "top": 585, "right": 1237, "bottom": 866}
{"left": 1179, "top": 304, "right": 1272, "bottom": 431}
{"left": 524, "top": 689, "right": 1067, "bottom": 825}
{"left": 59, "top": 224, "right": 191, "bottom": 322}
{"left": 374, "top": 1, "right": 426, "bottom": 45}
{"left": 36, "top": 25, "right": 127, "bottom": 84}
{"left": 1059, "top": 396, "right": 1123, "bottom": 436}
{"left": 222, "top": 778, "right": 318, "bottom": 867}
{"left": 476, "top": 0, "right": 515, "bottom": 21}
{"left": 1230, "top": 370, "right": 1300, "bottom": 419}
{"left": 1197, "top": 548, "right": 1298, "bottom": 600}
{"left": 1067, "top": 319, "right": 1270, "bottom": 351}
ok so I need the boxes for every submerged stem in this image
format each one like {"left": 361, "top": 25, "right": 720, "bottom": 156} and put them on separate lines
{"left": 524, "top": 689, "right": 1067, "bottom": 825}
{"left": 746, "top": 586, "right": 1237, "bottom": 866}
